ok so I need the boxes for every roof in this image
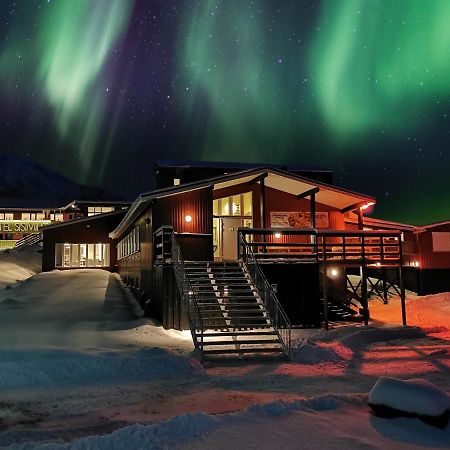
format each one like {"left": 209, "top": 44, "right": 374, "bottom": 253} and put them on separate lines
{"left": 110, "top": 167, "right": 376, "bottom": 239}
{"left": 346, "top": 215, "right": 416, "bottom": 232}
{"left": 155, "top": 159, "right": 332, "bottom": 173}
{"left": 415, "top": 220, "right": 450, "bottom": 233}
{"left": 59, "top": 199, "right": 132, "bottom": 210}
{"left": 42, "top": 209, "right": 127, "bottom": 231}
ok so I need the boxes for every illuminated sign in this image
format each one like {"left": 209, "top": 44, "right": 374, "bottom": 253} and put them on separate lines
{"left": 270, "top": 212, "right": 329, "bottom": 229}
{"left": 0, "top": 220, "right": 51, "bottom": 234}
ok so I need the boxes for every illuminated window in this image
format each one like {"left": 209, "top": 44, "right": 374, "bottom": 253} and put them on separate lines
{"left": 214, "top": 192, "right": 252, "bottom": 217}
{"left": 5, "top": 213, "right": 13, "bottom": 220}
{"left": 55, "top": 243, "right": 110, "bottom": 268}
{"left": 88, "top": 206, "right": 115, "bottom": 216}
{"left": 22, "top": 213, "right": 31, "bottom": 220}
{"left": 117, "top": 227, "right": 140, "bottom": 260}
{"left": 50, "top": 213, "right": 64, "bottom": 221}
{"left": 174, "top": 178, "right": 180, "bottom": 186}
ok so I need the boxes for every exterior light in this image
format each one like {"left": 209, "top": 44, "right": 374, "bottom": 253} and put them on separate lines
{"left": 274, "top": 232, "right": 281, "bottom": 239}
{"left": 376, "top": 262, "right": 381, "bottom": 267}
{"left": 330, "top": 268, "right": 338, "bottom": 277}
{"left": 184, "top": 214, "right": 192, "bottom": 223}
{"left": 414, "top": 261, "right": 420, "bottom": 267}
{"left": 361, "top": 202, "right": 375, "bottom": 211}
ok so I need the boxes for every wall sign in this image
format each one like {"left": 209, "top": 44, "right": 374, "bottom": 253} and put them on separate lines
{"left": 270, "top": 212, "right": 329, "bottom": 228}
{"left": 0, "top": 220, "right": 51, "bottom": 233}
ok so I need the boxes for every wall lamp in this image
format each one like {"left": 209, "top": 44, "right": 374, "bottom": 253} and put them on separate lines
{"left": 184, "top": 214, "right": 192, "bottom": 223}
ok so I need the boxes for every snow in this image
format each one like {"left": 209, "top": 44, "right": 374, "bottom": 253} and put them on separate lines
{"left": 369, "top": 377, "right": 450, "bottom": 417}
{"left": 0, "top": 260, "right": 449, "bottom": 449}
{"left": 0, "top": 244, "right": 42, "bottom": 290}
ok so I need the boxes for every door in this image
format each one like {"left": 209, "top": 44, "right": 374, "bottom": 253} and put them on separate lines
{"left": 221, "top": 217, "right": 242, "bottom": 260}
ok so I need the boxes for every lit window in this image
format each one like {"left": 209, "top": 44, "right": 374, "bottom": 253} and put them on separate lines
{"left": 55, "top": 243, "right": 110, "bottom": 268}
{"left": 174, "top": 178, "right": 180, "bottom": 186}
{"left": 22, "top": 213, "right": 31, "bottom": 220}
{"left": 5, "top": 213, "right": 13, "bottom": 220}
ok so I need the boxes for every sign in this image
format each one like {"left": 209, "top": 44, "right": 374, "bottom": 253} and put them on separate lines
{"left": 270, "top": 212, "right": 329, "bottom": 229}
{"left": 0, "top": 220, "right": 51, "bottom": 234}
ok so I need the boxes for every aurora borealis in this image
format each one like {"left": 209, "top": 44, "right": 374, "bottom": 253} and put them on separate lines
{"left": 1, "top": 0, "right": 450, "bottom": 225}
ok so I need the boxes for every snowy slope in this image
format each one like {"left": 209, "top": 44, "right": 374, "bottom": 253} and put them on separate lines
{"left": 0, "top": 244, "right": 42, "bottom": 290}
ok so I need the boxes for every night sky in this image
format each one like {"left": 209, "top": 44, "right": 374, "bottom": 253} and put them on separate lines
{"left": 1, "top": 0, "right": 449, "bottom": 225}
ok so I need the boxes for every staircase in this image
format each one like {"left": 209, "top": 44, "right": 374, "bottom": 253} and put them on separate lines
{"left": 184, "top": 261, "right": 287, "bottom": 360}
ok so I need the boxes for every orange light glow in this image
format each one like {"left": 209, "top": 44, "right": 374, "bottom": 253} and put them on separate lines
{"left": 274, "top": 232, "right": 282, "bottom": 239}
{"left": 184, "top": 214, "right": 192, "bottom": 223}
{"left": 361, "top": 202, "right": 375, "bottom": 210}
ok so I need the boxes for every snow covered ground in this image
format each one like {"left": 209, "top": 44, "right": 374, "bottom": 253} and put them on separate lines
{"left": 0, "top": 254, "right": 449, "bottom": 449}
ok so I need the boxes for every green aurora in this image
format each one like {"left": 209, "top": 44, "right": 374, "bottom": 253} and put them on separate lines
{"left": 0, "top": 0, "right": 133, "bottom": 180}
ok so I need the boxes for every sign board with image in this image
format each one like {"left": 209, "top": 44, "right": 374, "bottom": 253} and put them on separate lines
{"left": 270, "top": 212, "right": 329, "bottom": 229}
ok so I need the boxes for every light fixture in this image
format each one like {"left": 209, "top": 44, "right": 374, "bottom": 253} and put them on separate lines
{"left": 274, "top": 232, "right": 282, "bottom": 239}
{"left": 361, "top": 202, "right": 375, "bottom": 211}
{"left": 330, "top": 268, "right": 338, "bottom": 277}
{"left": 376, "top": 262, "right": 381, "bottom": 267}
{"left": 414, "top": 261, "right": 420, "bottom": 267}
{"left": 184, "top": 214, "right": 192, "bottom": 223}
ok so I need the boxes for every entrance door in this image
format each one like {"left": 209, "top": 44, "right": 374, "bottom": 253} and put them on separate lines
{"left": 221, "top": 217, "right": 242, "bottom": 260}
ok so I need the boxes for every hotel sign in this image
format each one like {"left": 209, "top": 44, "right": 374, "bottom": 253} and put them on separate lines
{"left": 270, "top": 212, "right": 329, "bottom": 229}
{"left": 0, "top": 220, "right": 51, "bottom": 233}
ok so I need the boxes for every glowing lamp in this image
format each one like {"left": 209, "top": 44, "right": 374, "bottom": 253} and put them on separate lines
{"left": 184, "top": 214, "right": 192, "bottom": 223}
{"left": 330, "top": 268, "right": 338, "bottom": 277}
{"left": 414, "top": 261, "right": 420, "bottom": 268}
{"left": 376, "top": 262, "right": 381, "bottom": 267}
{"left": 274, "top": 232, "right": 282, "bottom": 239}
{"left": 361, "top": 202, "right": 375, "bottom": 211}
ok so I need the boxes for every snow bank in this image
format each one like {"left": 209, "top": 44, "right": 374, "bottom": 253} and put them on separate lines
{"left": 0, "top": 244, "right": 41, "bottom": 291}
{"left": 292, "top": 326, "right": 424, "bottom": 364}
{"left": 0, "top": 347, "right": 204, "bottom": 390}
{"left": 369, "top": 377, "right": 450, "bottom": 418}
{"left": 6, "top": 412, "right": 218, "bottom": 450}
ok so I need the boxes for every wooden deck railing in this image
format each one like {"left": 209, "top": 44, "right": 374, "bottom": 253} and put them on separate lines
{"left": 238, "top": 228, "right": 403, "bottom": 266}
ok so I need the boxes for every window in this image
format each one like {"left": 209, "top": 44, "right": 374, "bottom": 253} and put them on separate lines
{"left": 4, "top": 213, "right": 13, "bottom": 220}
{"left": 50, "top": 213, "right": 64, "bottom": 221}
{"left": 22, "top": 213, "right": 31, "bottom": 220}
{"left": 88, "top": 205, "right": 115, "bottom": 216}
{"left": 432, "top": 232, "right": 450, "bottom": 252}
{"left": 213, "top": 192, "right": 252, "bottom": 217}
{"left": 55, "top": 243, "right": 110, "bottom": 268}
{"left": 117, "top": 227, "right": 140, "bottom": 259}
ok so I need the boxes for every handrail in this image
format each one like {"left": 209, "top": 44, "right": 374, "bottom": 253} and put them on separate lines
{"left": 238, "top": 228, "right": 402, "bottom": 266}
{"left": 238, "top": 231, "right": 292, "bottom": 357}
{"left": 167, "top": 228, "right": 205, "bottom": 361}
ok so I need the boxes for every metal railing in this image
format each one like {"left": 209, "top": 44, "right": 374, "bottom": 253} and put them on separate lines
{"left": 167, "top": 228, "right": 205, "bottom": 360}
{"left": 0, "top": 240, "right": 17, "bottom": 250}
{"left": 238, "top": 231, "right": 291, "bottom": 357}
{"left": 14, "top": 233, "right": 43, "bottom": 249}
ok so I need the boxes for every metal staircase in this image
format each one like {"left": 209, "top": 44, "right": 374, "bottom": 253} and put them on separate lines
{"left": 168, "top": 228, "right": 290, "bottom": 362}
{"left": 184, "top": 261, "right": 286, "bottom": 359}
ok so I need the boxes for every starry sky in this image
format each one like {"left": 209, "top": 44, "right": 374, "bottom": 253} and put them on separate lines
{"left": 1, "top": 0, "right": 449, "bottom": 225}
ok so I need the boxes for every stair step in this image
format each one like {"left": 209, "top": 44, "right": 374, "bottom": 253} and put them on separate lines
{"left": 197, "top": 302, "right": 262, "bottom": 308}
{"left": 202, "top": 347, "right": 284, "bottom": 355}
{"left": 199, "top": 330, "right": 278, "bottom": 337}
{"left": 199, "top": 324, "right": 273, "bottom": 330}
{"left": 199, "top": 339, "right": 281, "bottom": 346}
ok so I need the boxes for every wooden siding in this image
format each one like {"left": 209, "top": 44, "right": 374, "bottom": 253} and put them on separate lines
{"left": 153, "top": 187, "right": 213, "bottom": 235}
{"left": 417, "top": 224, "right": 450, "bottom": 269}
{"left": 42, "top": 212, "right": 126, "bottom": 272}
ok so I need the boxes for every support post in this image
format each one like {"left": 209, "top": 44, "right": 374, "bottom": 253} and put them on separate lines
{"left": 357, "top": 207, "right": 364, "bottom": 230}
{"left": 310, "top": 193, "right": 316, "bottom": 228}
{"left": 361, "top": 235, "right": 369, "bottom": 325}
{"left": 322, "top": 237, "right": 328, "bottom": 330}
{"left": 399, "top": 236, "right": 407, "bottom": 326}
{"left": 260, "top": 177, "right": 267, "bottom": 253}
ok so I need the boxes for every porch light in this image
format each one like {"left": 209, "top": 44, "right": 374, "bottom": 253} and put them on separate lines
{"left": 414, "top": 261, "right": 420, "bottom": 267}
{"left": 274, "top": 232, "right": 282, "bottom": 239}
{"left": 330, "top": 268, "right": 338, "bottom": 277}
{"left": 376, "top": 262, "right": 381, "bottom": 267}
{"left": 184, "top": 214, "right": 192, "bottom": 223}
{"left": 361, "top": 202, "right": 375, "bottom": 210}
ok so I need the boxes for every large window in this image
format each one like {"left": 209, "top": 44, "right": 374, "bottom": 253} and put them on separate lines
{"left": 88, "top": 206, "right": 115, "bottom": 216}
{"left": 117, "top": 227, "right": 140, "bottom": 259}
{"left": 55, "top": 243, "right": 110, "bottom": 268}
{"left": 213, "top": 192, "right": 252, "bottom": 217}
